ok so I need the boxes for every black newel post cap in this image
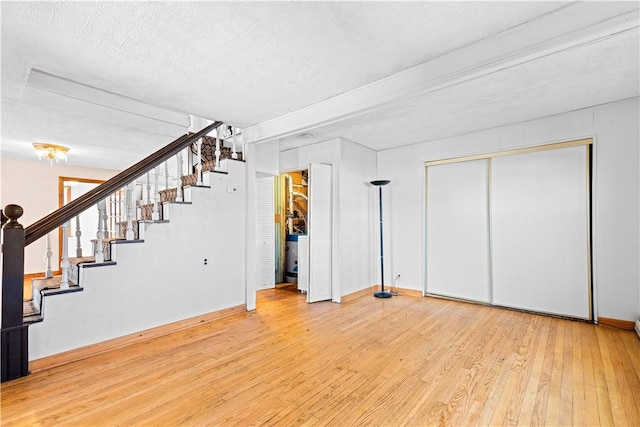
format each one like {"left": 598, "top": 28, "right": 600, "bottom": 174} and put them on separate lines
{"left": 3, "top": 205, "right": 23, "bottom": 229}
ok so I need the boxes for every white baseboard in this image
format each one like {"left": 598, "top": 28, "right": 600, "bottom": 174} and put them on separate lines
{"left": 635, "top": 319, "right": 640, "bottom": 340}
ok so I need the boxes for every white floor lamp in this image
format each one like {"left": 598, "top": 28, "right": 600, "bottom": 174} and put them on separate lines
{"left": 370, "top": 180, "right": 392, "bottom": 298}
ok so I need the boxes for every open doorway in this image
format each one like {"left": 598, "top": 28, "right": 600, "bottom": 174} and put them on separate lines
{"left": 274, "top": 170, "right": 308, "bottom": 292}
{"left": 271, "top": 164, "right": 333, "bottom": 303}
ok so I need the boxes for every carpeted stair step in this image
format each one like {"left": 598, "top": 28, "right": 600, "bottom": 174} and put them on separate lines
{"left": 23, "top": 301, "right": 40, "bottom": 323}
{"left": 24, "top": 276, "right": 82, "bottom": 324}
{"left": 140, "top": 202, "right": 164, "bottom": 220}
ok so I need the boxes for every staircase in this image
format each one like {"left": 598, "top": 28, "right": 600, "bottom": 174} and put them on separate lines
{"left": 22, "top": 133, "right": 244, "bottom": 325}
{"left": 2, "top": 121, "right": 251, "bottom": 382}
{"left": 22, "top": 157, "right": 244, "bottom": 321}
{"left": 24, "top": 158, "right": 247, "bottom": 362}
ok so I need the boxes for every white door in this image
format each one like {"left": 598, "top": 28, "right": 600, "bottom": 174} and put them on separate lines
{"left": 426, "top": 159, "right": 492, "bottom": 303}
{"left": 255, "top": 177, "right": 275, "bottom": 290}
{"left": 308, "top": 163, "right": 332, "bottom": 303}
{"left": 298, "top": 235, "right": 309, "bottom": 292}
{"left": 491, "top": 145, "right": 590, "bottom": 319}
{"left": 425, "top": 142, "right": 591, "bottom": 320}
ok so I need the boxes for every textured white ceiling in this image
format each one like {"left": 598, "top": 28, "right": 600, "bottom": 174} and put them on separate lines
{"left": 1, "top": 1, "right": 638, "bottom": 170}
{"left": 279, "top": 26, "right": 640, "bottom": 151}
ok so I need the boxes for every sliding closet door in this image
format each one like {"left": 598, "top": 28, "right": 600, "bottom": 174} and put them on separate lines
{"left": 426, "top": 159, "right": 491, "bottom": 303}
{"left": 491, "top": 145, "right": 590, "bottom": 319}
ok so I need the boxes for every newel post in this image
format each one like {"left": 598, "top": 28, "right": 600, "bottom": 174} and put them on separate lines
{"left": 1, "top": 204, "right": 30, "bottom": 382}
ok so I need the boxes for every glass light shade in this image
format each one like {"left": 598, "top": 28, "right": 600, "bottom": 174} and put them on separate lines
{"left": 33, "top": 143, "right": 69, "bottom": 164}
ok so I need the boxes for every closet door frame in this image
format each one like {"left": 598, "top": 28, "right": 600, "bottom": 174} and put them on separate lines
{"left": 424, "top": 138, "right": 593, "bottom": 320}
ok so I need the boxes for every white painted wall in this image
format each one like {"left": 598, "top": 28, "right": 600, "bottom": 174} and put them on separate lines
{"left": 378, "top": 97, "right": 640, "bottom": 322}
{"left": 29, "top": 161, "right": 247, "bottom": 359}
{"left": 0, "top": 157, "right": 118, "bottom": 274}
{"left": 339, "top": 140, "right": 377, "bottom": 296}
{"left": 254, "top": 139, "right": 280, "bottom": 177}
{"left": 279, "top": 138, "right": 377, "bottom": 301}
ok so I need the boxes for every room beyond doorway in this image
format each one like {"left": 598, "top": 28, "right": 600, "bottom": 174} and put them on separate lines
{"left": 274, "top": 170, "right": 308, "bottom": 285}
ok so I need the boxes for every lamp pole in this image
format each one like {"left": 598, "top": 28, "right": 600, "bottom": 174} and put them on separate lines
{"left": 370, "top": 180, "right": 392, "bottom": 298}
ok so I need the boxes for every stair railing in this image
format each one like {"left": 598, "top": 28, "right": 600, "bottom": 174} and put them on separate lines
{"left": 24, "top": 121, "right": 221, "bottom": 246}
{"left": 1, "top": 121, "right": 222, "bottom": 383}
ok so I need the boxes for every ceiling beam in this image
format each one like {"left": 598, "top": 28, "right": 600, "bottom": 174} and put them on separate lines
{"left": 242, "top": 2, "right": 639, "bottom": 145}
{"left": 23, "top": 69, "right": 190, "bottom": 136}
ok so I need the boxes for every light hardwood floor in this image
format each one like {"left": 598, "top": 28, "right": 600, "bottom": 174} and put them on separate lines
{"left": 2, "top": 288, "right": 639, "bottom": 426}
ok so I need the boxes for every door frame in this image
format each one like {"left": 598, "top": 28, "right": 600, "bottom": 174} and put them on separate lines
{"left": 275, "top": 163, "right": 339, "bottom": 303}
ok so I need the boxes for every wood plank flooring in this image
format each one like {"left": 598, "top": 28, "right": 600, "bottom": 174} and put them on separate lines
{"left": 2, "top": 288, "right": 639, "bottom": 426}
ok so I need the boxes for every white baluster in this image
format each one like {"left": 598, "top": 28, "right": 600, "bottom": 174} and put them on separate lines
{"left": 145, "top": 171, "right": 152, "bottom": 220}
{"left": 75, "top": 216, "right": 82, "bottom": 257}
{"left": 152, "top": 166, "right": 160, "bottom": 220}
{"left": 44, "top": 231, "right": 53, "bottom": 279}
{"left": 135, "top": 181, "right": 143, "bottom": 221}
{"left": 119, "top": 187, "right": 127, "bottom": 238}
{"left": 104, "top": 197, "right": 110, "bottom": 239}
{"left": 60, "top": 221, "right": 70, "bottom": 289}
{"left": 176, "top": 150, "right": 184, "bottom": 202}
{"left": 214, "top": 136, "right": 221, "bottom": 172}
{"left": 196, "top": 138, "right": 203, "bottom": 186}
{"left": 146, "top": 172, "right": 152, "bottom": 204}
{"left": 186, "top": 142, "right": 194, "bottom": 178}
{"left": 96, "top": 199, "right": 106, "bottom": 263}
{"left": 119, "top": 187, "right": 126, "bottom": 235}
{"left": 164, "top": 160, "right": 169, "bottom": 190}
{"left": 231, "top": 127, "right": 238, "bottom": 160}
{"left": 126, "top": 183, "right": 135, "bottom": 240}
{"left": 105, "top": 195, "right": 111, "bottom": 239}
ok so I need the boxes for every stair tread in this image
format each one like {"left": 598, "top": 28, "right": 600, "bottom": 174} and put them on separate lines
{"left": 30, "top": 276, "right": 80, "bottom": 293}
{"left": 23, "top": 299, "right": 43, "bottom": 324}
{"left": 23, "top": 301, "right": 38, "bottom": 317}
{"left": 68, "top": 256, "right": 96, "bottom": 264}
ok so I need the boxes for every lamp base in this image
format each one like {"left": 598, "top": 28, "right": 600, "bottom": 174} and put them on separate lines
{"left": 374, "top": 290, "right": 393, "bottom": 298}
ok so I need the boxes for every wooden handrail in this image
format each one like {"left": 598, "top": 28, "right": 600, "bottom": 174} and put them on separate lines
{"left": 24, "top": 121, "right": 222, "bottom": 246}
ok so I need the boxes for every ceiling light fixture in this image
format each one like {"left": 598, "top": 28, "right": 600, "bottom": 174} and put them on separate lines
{"left": 33, "top": 143, "right": 69, "bottom": 165}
